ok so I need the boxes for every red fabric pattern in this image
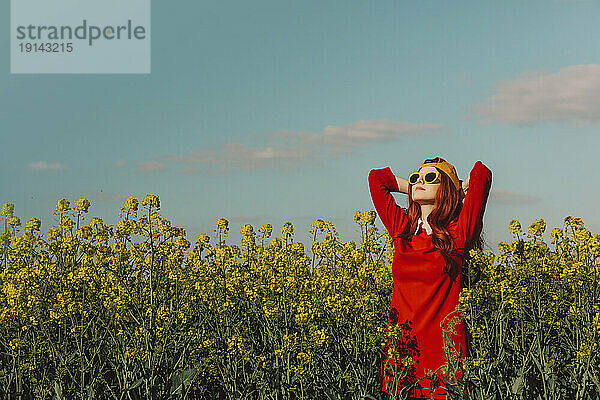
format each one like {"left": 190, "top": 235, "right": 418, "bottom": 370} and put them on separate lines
{"left": 368, "top": 161, "right": 492, "bottom": 398}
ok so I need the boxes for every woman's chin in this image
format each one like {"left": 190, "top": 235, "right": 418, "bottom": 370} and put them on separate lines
{"left": 414, "top": 197, "right": 434, "bottom": 205}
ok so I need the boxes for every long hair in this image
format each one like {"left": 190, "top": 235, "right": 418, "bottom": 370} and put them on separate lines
{"left": 392, "top": 157, "right": 485, "bottom": 282}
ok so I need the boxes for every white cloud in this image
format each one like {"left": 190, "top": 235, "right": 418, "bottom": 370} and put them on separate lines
{"left": 272, "top": 119, "right": 443, "bottom": 152}
{"left": 115, "top": 160, "right": 126, "bottom": 167}
{"left": 137, "top": 161, "right": 168, "bottom": 172}
{"left": 182, "top": 166, "right": 199, "bottom": 175}
{"left": 488, "top": 189, "right": 542, "bottom": 205}
{"left": 97, "top": 192, "right": 127, "bottom": 202}
{"left": 323, "top": 119, "right": 443, "bottom": 145}
{"left": 475, "top": 64, "right": 600, "bottom": 125}
{"left": 162, "top": 119, "right": 444, "bottom": 172}
{"left": 162, "top": 141, "right": 315, "bottom": 172}
{"left": 28, "top": 161, "right": 67, "bottom": 171}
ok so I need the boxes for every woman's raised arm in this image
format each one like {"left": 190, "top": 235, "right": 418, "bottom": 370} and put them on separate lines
{"left": 395, "top": 176, "right": 409, "bottom": 194}
{"left": 368, "top": 167, "right": 409, "bottom": 237}
{"left": 457, "top": 161, "right": 492, "bottom": 247}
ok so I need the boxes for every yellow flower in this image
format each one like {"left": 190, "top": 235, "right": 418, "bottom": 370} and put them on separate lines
{"left": 281, "top": 221, "right": 294, "bottom": 236}
{"left": 74, "top": 198, "right": 91, "bottom": 213}
{"left": 353, "top": 210, "right": 376, "bottom": 226}
{"left": 123, "top": 197, "right": 139, "bottom": 213}
{"left": 550, "top": 228, "right": 563, "bottom": 244}
{"left": 60, "top": 214, "right": 74, "bottom": 231}
{"left": 509, "top": 219, "right": 521, "bottom": 235}
{"left": 7, "top": 215, "right": 21, "bottom": 228}
{"left": 402, "top": 356, "right": 414, "bottom": 366}
{"left": 312, "top": 329, "right": 328, "bottom": 347}
{"left": 297, "top": 351, "right": 311, "bottom": 364}
{"left": 216, "top": 218, "right": 229, "bottom": 231}
{"left": 0, "top": 202, "right": 14, "bottom": 216}
{"left": 268, "top": 237, "right": 282, "bottom": 250}
{"left": 258, "top": 223, "right": 272, "bottom": 238}
{"left": 240, "top": 224, "right": 254, "bottom": 236}
{"left": 141, "top": 194, "right": 160, "bottom": 209}
{"left": 240, "top": 224, "right": 255, "bottom": 248}
{"left": 295, "top": 310, "right": 309, "bottom": 325}
{"left": 196, "top": 234, "right": 210, "bottom": 248}
{"left": 311, "top": 218, "right": 326, "bottom": 233}
{"left": 90, "top": 217, "right": 103, "bottom": 228}
{"left": 55, "top": 198, "right": 70, "bottom": 212}
{"left": 528, "top": 218, "right": 546, "bottom": 238}
{"left": 25, "top": 217, "right": 41, "bottom": 232}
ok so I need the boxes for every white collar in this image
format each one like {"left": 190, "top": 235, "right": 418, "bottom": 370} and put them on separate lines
{"left": 415, "top": 216, "right": 432, "bottom": 235}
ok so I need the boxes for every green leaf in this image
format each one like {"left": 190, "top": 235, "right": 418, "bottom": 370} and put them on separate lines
{"left": 511, "top": 376, "right": 524, "bottom": 395}
{"left": 128, "top": 377, "right": 144, "bottom": 390}
{"left": 54, "top": 381, "right": 64, "bottom": 400}
{"left": 171, "top": 367, "right": 197, "bottom": 396}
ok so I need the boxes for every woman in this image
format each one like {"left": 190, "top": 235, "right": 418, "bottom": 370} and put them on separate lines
{"left": 368, "top": 156, "right": 492, "bottom": 399}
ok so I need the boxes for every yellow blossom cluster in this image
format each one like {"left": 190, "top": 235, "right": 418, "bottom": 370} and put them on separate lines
{"left": 446, "top": 216, "right": 600, "bottom": 399}
{"left": 1, "top": 198, "right": 598, "bottom": 398}
{"left": 6, "top": 202, "right": 398, "bottom": 397}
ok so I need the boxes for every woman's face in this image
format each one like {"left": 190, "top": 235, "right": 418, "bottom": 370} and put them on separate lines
{"left": 410, "top": 166, "right": 440, "bottom": 204}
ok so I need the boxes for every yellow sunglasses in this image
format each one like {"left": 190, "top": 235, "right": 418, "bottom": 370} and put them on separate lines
{"left": 408, "top": 170, "right": 441, "bottom": 185}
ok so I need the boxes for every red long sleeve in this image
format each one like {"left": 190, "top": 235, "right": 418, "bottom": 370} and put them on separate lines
{"left": 457, "top": 161, "right": 492, "bottom": 247}
{"left": 370, "top": 161, "right": 492, "bottom": 398}
{"left": 368, "top": 167, "right": 409, "bottom": 237}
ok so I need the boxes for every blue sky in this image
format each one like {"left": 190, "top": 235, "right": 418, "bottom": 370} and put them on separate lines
{"left": 2, "top": 0, "right": 600, "bottom": 254}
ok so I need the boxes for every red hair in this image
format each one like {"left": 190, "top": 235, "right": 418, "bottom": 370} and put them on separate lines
{"left": 393, "top": 157, "right": 484, "bottom": 282}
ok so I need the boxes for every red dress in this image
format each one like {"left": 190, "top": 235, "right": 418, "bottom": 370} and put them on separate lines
{"left": 368, "top": 161, "right": 492, "bottom": 399}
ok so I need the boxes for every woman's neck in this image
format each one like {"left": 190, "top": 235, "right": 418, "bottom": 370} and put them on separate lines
{"left": 420, "top": 204, "right": 435, "bottom": 222}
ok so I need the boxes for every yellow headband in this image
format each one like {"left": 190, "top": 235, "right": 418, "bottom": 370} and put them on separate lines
{"left": 418, "top": 159, "right": 461, "bottom": 191}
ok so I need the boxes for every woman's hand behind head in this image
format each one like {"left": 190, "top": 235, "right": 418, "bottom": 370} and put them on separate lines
{"left": 461, "top": 177, "right": 470, "bottom": 199}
